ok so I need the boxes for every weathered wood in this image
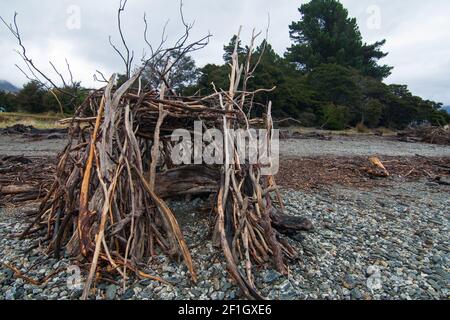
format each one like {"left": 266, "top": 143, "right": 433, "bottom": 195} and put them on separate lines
{"left": 270, "top": 209, "right": 314, "bottom": 235}
{"left": 155, "top": 165, "right": 219, "bottom": 198}
{"left": 0, "top": 185, "right": 37, "bottom": 195}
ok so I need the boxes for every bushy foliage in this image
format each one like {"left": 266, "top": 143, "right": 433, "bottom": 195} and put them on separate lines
{"left": 320, "top": 104, "right": 349, "bottom": 130}
{"left": 142, "top": 52, "right": 200, "bottom": 94}
{"left": 16, "top": 81, "right": 45, "bottom": 113}
{"left": 1, "top": 81, "right": 86, "bottom": 115}
{"left": 286, "top": 0, "right": 392, "bottom": 80}
{"left": 363, "top": 98, "right": 383, "bottom": 128}
{"left": 0, "top": 91, "right": 17, "bottom": 112}
{"left": 4, "top": 0, "right": 448, "bottom": 128}
{"left": 186, "top": 0, "right": 448, "bottom": 129}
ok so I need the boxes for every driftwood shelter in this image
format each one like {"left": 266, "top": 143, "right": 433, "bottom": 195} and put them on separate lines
{"left": 2, "top": 3, "right": 312, "bottom": 300}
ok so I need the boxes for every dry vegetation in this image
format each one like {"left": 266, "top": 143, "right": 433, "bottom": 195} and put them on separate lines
{"left": 0, "top": 112, "right": 66, "bottom": 129}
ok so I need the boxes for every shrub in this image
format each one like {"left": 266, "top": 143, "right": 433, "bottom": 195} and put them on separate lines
{"left": 320, "top": 104, "right": 349, "bottom": 130}
{"left": 297, "top": 112, "right": 317, "bottom": 127}
{"left": 363, "top": 99, "right": 383, "bottom": 128}
{"left": 355, "top": 122, "right": 369, "bottom": 133}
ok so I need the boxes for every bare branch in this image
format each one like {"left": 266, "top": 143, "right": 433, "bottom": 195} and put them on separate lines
{"left": 93, "top": 70, "right": 109, "bottom": 83}
{"left": 49, "top": 61, "right": 68, "bottom": 88}
{"left": 0, "top": 12, "right": 76, "bottom": 97}
{"left": 65, "top": 58, "right": 75, "bottom": 87}
{"left": 109, "top": 0, "right": 134, "bottom": 79}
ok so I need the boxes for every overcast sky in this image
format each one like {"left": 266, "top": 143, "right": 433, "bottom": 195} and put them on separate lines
{"left": 1, "top": 0, "right": 449, "bottom": 104}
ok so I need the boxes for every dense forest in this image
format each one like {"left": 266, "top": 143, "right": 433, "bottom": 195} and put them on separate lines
{"left": 1, "top": 0, "right": 449, "bottom": 129}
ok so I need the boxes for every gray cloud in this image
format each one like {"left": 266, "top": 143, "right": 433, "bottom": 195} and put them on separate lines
{"left": 1, "top": 0, "right": 449, "bottom": 104}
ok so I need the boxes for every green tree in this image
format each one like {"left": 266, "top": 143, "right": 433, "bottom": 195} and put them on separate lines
{"left": 248, "top": 40, "right": 315, "bottom": 118}
{"left": 320, "top": 104, "right": 350, "bottom": 130}
{"left": 16, "top": 81, "right": 45, "bottom": 113}
{"left": 142, "top": 52, "right": 200, "bottom": 94}
{"left": 362, "top": 98, "right": 383, "bottom": 128}
{"left": 286, "top": 0, "right": 392, "bottom": 80}
{"left": 307, "top": 64, "right": 362, "bottom": 122}
{"left": 223, "top": 35, "right": 246, "bottom": 64}
{"left": 0, "top": 91, "right": 17, "bottom": 112}
{"left": 378, "top": 85, "right": 419, "bottom": 128}
{"left": 187, "top": 63, "right": 230, "bottom": 96}
{"left": 42, "top": 83, "right": 86, "bottom": 114}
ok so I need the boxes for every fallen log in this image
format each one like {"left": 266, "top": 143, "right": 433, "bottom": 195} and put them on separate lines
{"left": 0, "top": 185, "right": 38, "bottom": 195}
{"left": 362, "top": 157, "right": 390, "bottom": 178}
{"left": 270, "top": 209, "right": 314, "bottom": 236}
{"left": 433, "top": 176, "right": 450, "bottom": 186}
{"left": 1, "top": 155, "right": 33, "bottom": 165}
{"left": 155, "top": 165, "right": 219, "bottom": 198}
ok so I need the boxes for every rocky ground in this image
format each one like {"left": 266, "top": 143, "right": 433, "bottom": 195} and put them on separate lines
{"left": 280, "top": 135, "right": 450, "bottom": 158}
{"left": 0, "top": 135, "right": 449, "bottom": 300}
{"left": 0, "top": 181, "right": 448, "bottom": 300}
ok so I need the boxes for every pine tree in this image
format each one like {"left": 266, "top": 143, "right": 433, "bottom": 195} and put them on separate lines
{"left": 286, "top": 0, "right": 392, "bottom": 80}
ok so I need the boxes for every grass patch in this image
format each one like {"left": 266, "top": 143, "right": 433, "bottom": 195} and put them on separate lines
{"left": 0, "top": 112, "right": 68, "bottom": 129}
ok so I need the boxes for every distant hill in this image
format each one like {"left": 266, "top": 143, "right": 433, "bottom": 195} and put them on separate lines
{"left": 443, "top": 106, "right": 450, "bottom": 114}
{"left": 0, "top": 80, "right": 19, "bottom": 93}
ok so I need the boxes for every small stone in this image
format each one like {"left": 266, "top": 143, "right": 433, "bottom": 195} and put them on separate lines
{"left": 279, "top": 280, "right": 296, "bottom": 300}
{"left": 351, "top": 288, "right": 362, "bottom": 300}
{"left": 228, "top": 291, "right": 236, "bottom": 300}
{"left": 47, "top": 293, "right": 58, "bottom": 300}
{"left": 213, "top": 278, "right": 220, "bottom": 291}
{"left": 343, "top": 274, "right": 356, "bottom": 289}
{"left": 105, "top": 285, "right": 118, "bottom": 300}
{"left": 367, "top": 273, "right": 383, "bottom": 292}
{"left": 320, "top": 283, "right": 330, "bottom": 292}
{"left": 133, "top": 287, "right": 143, "bottom": 295}
{"left": 427, "top": 279, "right": 441, "bottom": 292}
{"left": 139, "top": 279, "right": 151, "bottom": 286}
{"left": 14, "top": 288, "right": 25, "bottom": 299}
{"left": 162, "top": 265, "right": 176, "bottom": 273}
{"left": 122, "top": 288, "right": 134, "bottom": 300}
{"left": 15, "top": 278, "right": 24, "bottom": 286}
{"left": 5, "top": 288, "right": 16, "bottom": 300}
{"left": 70, "top": 289, "right": 83, "bottom": 299}
{"left": 190, "top": 288, "right": 201, "bottom": 297}
{"left": 164, "top": 292, "right": 175, "bottom": 300}
{"left": 366, "top": 265, "right": 380, "bottom": 277}
{"left": 342, "top": 288, "right": 350, "bottom": 296}
{"left": 32, "top": 288, "right": 43, "bottom": 295}
{"left": 211, "top": 291, "right": 226, "bottom": 300}
{"left": 431, "top": 255, "right": 442, "bottom": 264}
{"left": 263, "top": 270, "right": 281, "bottom": 283}
{"left": 167, "top": 276, "right": 182, "bottom": 285}
{"left": 4, "top": 269, "right": 14, "bottom": 280}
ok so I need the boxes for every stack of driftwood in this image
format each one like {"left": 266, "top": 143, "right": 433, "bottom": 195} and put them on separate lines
{"left": 14, "top": 31, "right": 312, "bottom": 300}
{"left": 0, "top": 156, "right": 55, "bottom": 205}
{"left": 398, "top": 125, "right": 450, "bottom": 145}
